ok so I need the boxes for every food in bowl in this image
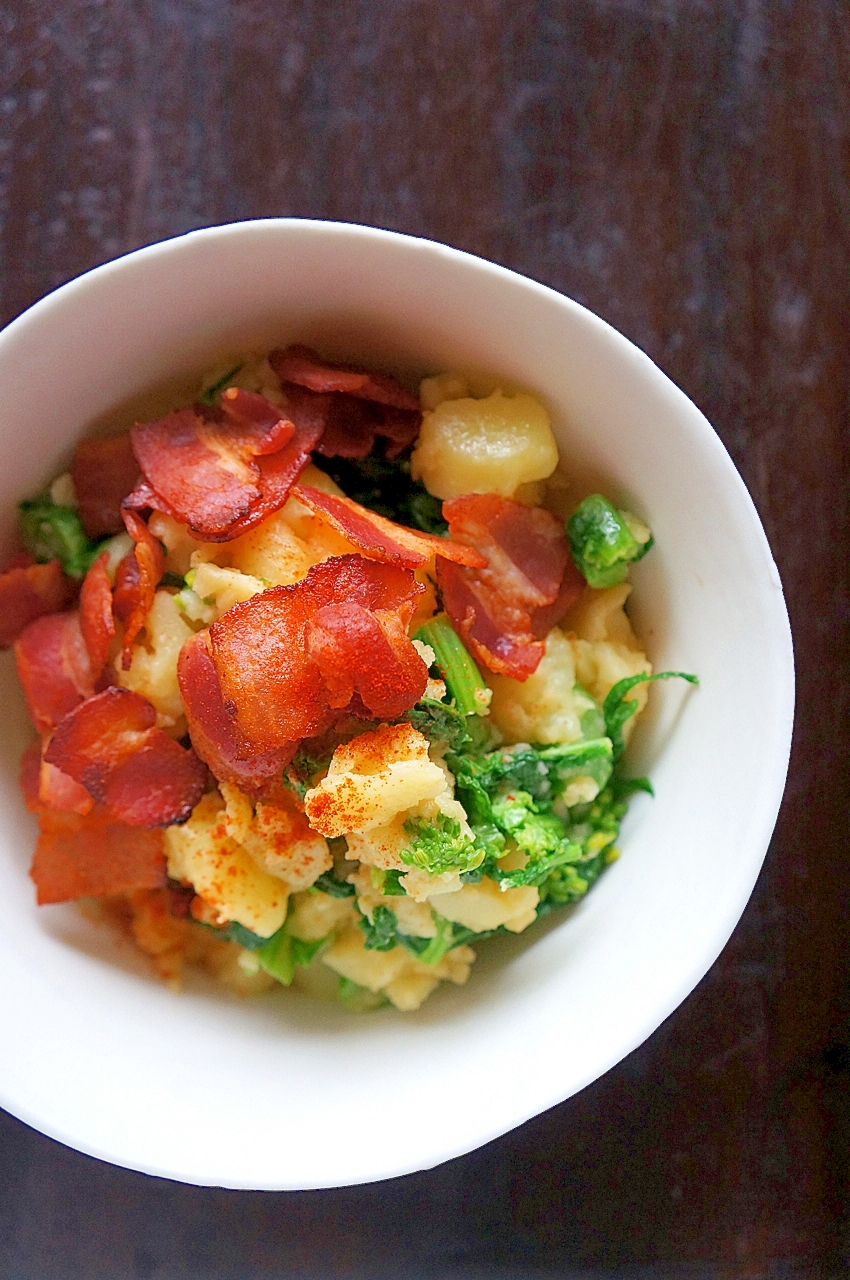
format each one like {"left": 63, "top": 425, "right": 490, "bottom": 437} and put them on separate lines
{"left": 4, "top": 344, "right": 694, "bottom": 1012}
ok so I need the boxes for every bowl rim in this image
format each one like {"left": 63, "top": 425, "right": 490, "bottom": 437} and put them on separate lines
{"left": 0, "top": 218, "right": 795, "bottom": 1188}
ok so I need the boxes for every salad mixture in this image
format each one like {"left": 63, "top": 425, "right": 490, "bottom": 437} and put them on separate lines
{"left": 3, "top": 346, "right": 694, "bottom": 1012}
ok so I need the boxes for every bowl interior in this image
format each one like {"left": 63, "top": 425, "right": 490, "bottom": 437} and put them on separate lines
{"left": 0, "top": 221, "right": 793, "bottom": 1189}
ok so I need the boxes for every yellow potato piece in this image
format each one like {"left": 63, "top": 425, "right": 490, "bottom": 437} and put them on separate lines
{"left": 304, "top": 724, "right": 446, "bottom": 838}
{"left": 488, "top": 626, "right": 591, "bottom": 746}
{"left": 411, "top": 389, "right": 558, "bottom": 500}
{"left": 165, "top": 793, "right": 289, "bottom": 938}
{"left": 428, "top": 878, "right": 539, "bottom": 934}
{"left": 118, "top": 590, "right": 193, "bottom": 728}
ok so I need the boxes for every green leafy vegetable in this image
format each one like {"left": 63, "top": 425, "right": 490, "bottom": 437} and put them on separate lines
{"left": 358, "top": 904, "right": 400, "bottom": 952}
{"left": 401, "top": 812, "right": 483, "bottom": 876}
{"left": 450, "top": 738, "right": 613, "bottom": 810}
{"left": 604, "top": 671, "right": 699, "bottom": 761}
{"left": 405, "top": 697, "right": 490, "bottom": 754}
{"left": 18, "top": 496, "right": 105, "bottom": 579}
{"left": 369, "top": 868, "right": 407, "bottom": 896}
{"left": 200, "top": 363, "right": 244, "bottom": 403}
{"left": 210, "top": 920, "right": 267, "bottom": 950}
{"left": 414, "top": 615, "right": 490, "bottom": 717}
{"left": 312, "top": 869, "right": 356, "bottom": 898}
{"left": 567, "top": 494, "right": 653, "bottom": 589}
{"left": 284, "top": 744, "right": 335, "bottom": 800}
{"left": 312, "top": 454, "right": 447, "bottom": 536}
{"left": 535, "top": 782, "right": 631, "bottom": 914}
{"left": 255, "top": 927, "right": 328, "bottom": 985}
{"left": 337, "top": 977, "right": 389, "bottom": 1012}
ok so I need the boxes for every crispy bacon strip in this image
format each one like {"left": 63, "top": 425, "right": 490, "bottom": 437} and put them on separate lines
{"left": 79, "top": 552, "right": 115, "bottom": 679}
{"left": 270, "top": 363, "right": 421, "bottom": 461}
{"left": 15, "top": 612, "right": 96, "bottom": 733}
{"left": 209, "top": 555, "right": 426, "bottom": 754}
{"left": 72, "top": 434, "right": 141, "bottom": 537}
{"left": 20, "top": 741, "right": 42, "bottom": 811}
{"left": 30, "top": 808, "right": 166, "bottom": 905}
{"left": 292, "top": 485, "right": 486, "bottom": 570}
{"left": 178, "top": 630, "right": 297, "bottom": 795}
{"left": 437, "top": 496, "right": 585, "bottom": 680}
{"left": 38, "top": 757, "right": 95, "bottom": 815}
{"left": 113, "top": 510, "right": 165, "bottom": 669}
{"left": 270, "top": 345, "right": 420, "bottom": 411}
{"left": 0, "top": 558, "right": 72, "bottom": 649}
{"left": 44, "top": 687, "right": 207, "bottom": 827}
{"left": 305, "top": 602, "right": 427, "bottom": 719}
{"left": 125, "top": 390, "right": 316, "bottom": 541}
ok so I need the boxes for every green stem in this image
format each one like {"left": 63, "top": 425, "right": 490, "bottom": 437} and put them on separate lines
{"left": 414, "top": 614, "right": 488, "bottom": 716}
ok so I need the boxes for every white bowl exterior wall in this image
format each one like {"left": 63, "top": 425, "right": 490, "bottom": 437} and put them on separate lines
{"left": 0, "top": 221, "right": 794, "bottom": 1189}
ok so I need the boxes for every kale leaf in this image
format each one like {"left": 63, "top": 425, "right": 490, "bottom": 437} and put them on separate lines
{"left": 18, "top": 496, "right": 105, "bottom": 579}
{"left": 312, "top": 454, "right": 447, "bottom": 535}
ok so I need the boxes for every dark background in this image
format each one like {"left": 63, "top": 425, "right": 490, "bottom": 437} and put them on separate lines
{"left": 1, "top": 2, "right": 848, "bottom": 1277}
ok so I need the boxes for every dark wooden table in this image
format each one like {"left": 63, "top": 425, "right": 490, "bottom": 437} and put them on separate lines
{"left": 1, "top": 3, "right": 848, "bottom": 1277}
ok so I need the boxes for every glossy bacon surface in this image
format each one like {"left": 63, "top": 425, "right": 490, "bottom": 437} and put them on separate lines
{"left": 437, "top": 495, "right": 584, "bottom": 680}
{"left": 0, "top": 558, "right": 73, "bottom": 649}
{"left": 270, "top": 345, "right": 420, "bottom": 411}
{"left": 113, "top": 510, "right": 165, "bottom": 669}
{"left": 72, "top": 434, "right": 141, "bottom": 537}
{"left": 292, "top": 484, "right": 486, "bottom": 570}
{"left": 15, "top": 611, "right": 95, "bottom": 733}
{"left": 126, "top": 390, "right": 318, "bottom": 541}
{"left": 44, "top": 687, "right": 207, "bottom": 827}
{"left": 305, "top": 602, "right": 428, "bottom": 719}
{"left": 30, "top": 808, "right": 166, "bottom": 905}
{"left": 269, "top": 356, "right": 422, "bottom": 461}
{"left": 178, "top": 630, "right": 297, "bottom": 794}
{"left": 209, "top": 554, "right": 426, "bottom": 753}
{"left": 79, "top": 552, "right": 115, "bottom": 678}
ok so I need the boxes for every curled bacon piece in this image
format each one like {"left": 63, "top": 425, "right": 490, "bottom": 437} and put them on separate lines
{"left": 44, "top": 687, "right": 207, "bottom": 827}
{"left": 0, "top": 558, "right": 73, "bottom": 649}
{"left": 125, "top": 389, "right": 318, "bottom": 541}
{"left": 269, "top": 355, "right": 422, "bottom": 461}
{"left": 113, "top": 510, "right": 165, "bottom": 669}
{"left": 209, "top": 555, "right": 427, "bottom": 754}
{"left": 292, "top": 485, "right": 486, "bottom": 570}
{"left": 15, "top": 611, "right": 95, "bottom": 734}
{"left": 79, "top": 552, "right": 115, "bottom": 679}
{"left": 305, "top": 603, "right": 427, "bottom": 719}
{"left": 38, "top": 758, "right": 95, "bottom": 815}
{"left": 270, "top": 345, "right": 420, "bottom": 411}
{"left": 30, "top": 808, "right": 166, "bottom": 905}
{"left": 437, "top": 495, "right": 585, "bottom": 680}
{"left": 178, "top": 630, "right": 297, "bottom": 795}
{"left": 72, "top": 434, "right": 141, "bottom": 537}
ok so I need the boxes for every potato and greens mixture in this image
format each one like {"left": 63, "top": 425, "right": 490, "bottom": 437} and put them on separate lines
{"left": 5, "top": 345, "right": 694, "bottom": 1012}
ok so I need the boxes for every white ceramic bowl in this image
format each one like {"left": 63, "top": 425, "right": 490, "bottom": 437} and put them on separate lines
{"left": 0, "top": 220, "right": 794, "bottom": 1189}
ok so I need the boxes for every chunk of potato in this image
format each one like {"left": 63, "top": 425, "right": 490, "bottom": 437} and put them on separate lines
{"left": 226, "top": 508, "right": 314, "bottom": 586}
{"left": 564, "top": 583, "right": 652, "bottom": 739}
{"left": 189, "top": 562, "right": 264, "bottom": 618}
{"left": 429, "top": 878, "right": 539, "bottom": 934}
{"left": 221, "top": 782, "right": 332, "bottom": 891}
{"left": 321, "top": 926, "right": 474, "bottom": 1010}
{"left": 411, "top": 389, "right": 558, "bottom": 500}
{"left": 117, "top": 589, "right": 193, "bottom": 727}
{"left": 488, "top": 626, "right": 597, "bottom": 746}
{"left": 287, "top": 889, "right": 358, "bottom": 942}
{"left": 304, "top": 723, "right": 446, "bottom": 837}
{"left": 165, "top": 792, "right": 289, "bottom": 938}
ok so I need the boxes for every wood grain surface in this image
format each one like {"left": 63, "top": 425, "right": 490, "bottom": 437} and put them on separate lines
{"left": 1, "top": 2, "right": 848, "bottom": 1277}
